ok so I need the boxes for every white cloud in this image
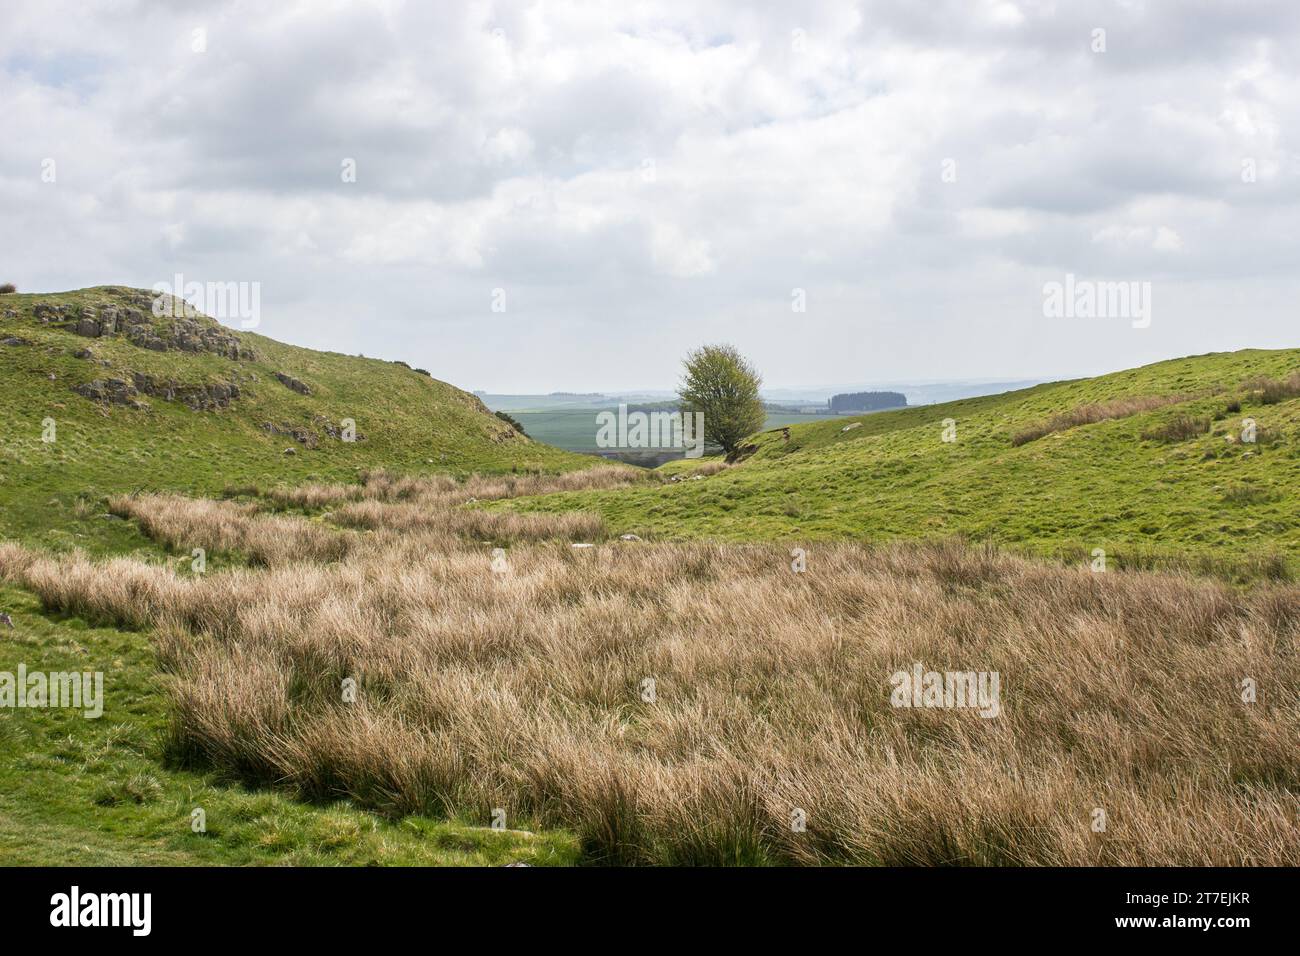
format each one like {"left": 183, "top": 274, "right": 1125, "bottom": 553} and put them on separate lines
{"left": 1, "top": 0, "right": 1299, "bottom": 390}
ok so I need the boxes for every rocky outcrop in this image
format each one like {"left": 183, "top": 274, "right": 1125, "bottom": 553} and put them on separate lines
{"left": 74, "top": 374, "right": 240, "bottom": 411}
{"left": 261, "top": 415, "right": 366, "bottom": 449}
{"left": 131, "top": 373, "right": 240, "bottom": 411}
{"left": 33, "top": 303, "right": 69, "bottom": 323}
{"left": 36, "top": 295, "right": 254, "bottom": 361}
{"left": 263, "top": 421, "right": 319, "bottom": 448}
{"left": 73, "top": 378, "right": 148, "bottom": 409}
{"left": 121, "top": 314, "right": 251, "bottom": 360}
{"left": 275, "top": 372, "right": 312, "bottom": 395}
{"left": 316, "top": 415, "right": 365, "bottom": 442}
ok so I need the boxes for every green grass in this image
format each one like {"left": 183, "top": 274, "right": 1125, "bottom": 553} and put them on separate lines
{"left": 0, "top": 584, "right": 579, "bottom": 866}
{"left": 0, "top": 286, "right": 593, "bottom": 553}
{"left": 502, "top": 348, "right": 1300, "bottom": 574}
{"left": 0, "top": 287, "right": 598, "bottom": 866}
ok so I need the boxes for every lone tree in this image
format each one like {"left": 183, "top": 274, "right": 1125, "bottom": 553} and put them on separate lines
{"left": 678, "top": 344, "right": 765, "bottom": 456}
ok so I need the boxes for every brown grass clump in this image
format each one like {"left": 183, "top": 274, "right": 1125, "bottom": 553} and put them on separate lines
{"left": 1011, "top": 394, "right": 1192, "bottom": 446}
{"left": 107, "top": 487, "right": 608, "bottom": 555}
{"left": 1140, "top": 414, "right": 1211, "bottom": 444}
{"left": 332, "top": 499, "right": 606, "bottom": 543}
{"left": 1243, "top": 372, "right": 1300, "bottom": 406}
{"left": 5, "top": 520, "right": 1297, "bottom": 866}
{"left": 259, "top": 465, "right": 644, "bottom": 511}
{"left": 107, "top": 494, "right": 356, "bottom": 565}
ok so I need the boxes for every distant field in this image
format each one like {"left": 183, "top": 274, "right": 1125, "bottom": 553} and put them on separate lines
{"left": 512, "top": 407, "right": 842, "bottom": 457}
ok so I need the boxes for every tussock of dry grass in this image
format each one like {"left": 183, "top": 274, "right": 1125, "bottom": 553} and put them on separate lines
{"left": 108, "top": 495, "right": 356, "bottom": 565}
{"left": 3, "top": 515, "right": 1296, "bottom": 865}
{"left": 1141, "top": 414, "right": 1211, "bottom": 444}
{"left": 1011, "top": 394, "right": 1192, "bottom": 446}
{"left": 108, "top": 479, "right": 611, "bottom": 563}
{"left": 263, "top": 466, "right": 644, "bottom": 510}
{"left": 333, "top": 499, "right": 607, "bottom": 542}
{"left": 1243, "top": 371, "right": 1300, "bottom": 406}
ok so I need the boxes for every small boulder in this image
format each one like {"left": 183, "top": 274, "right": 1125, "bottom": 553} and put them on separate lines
{"left": 275, "top": 372, "right": 312, "bottom": 395}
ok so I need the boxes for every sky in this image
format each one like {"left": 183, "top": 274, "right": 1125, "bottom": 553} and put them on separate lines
{"left": 2, "top": 0, "right": 1299, "bottom": 393}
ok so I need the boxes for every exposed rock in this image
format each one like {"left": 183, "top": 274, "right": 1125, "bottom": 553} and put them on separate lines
{"left": 73, "top": 347, "right": 95, "bottom": 360}
{"left": 122, "top": 316, "right": 251, "bottom": 360}
{"left": 283, "top": 447, "right": 297, "bottom": 456}
{"left": 126, "top": 326, "right": 171, "bottom": 352}
{"left": 73, "top": 373, "right": 239, "bottom": 411}
{"left": 263, "top": 421, "right": 318, "bottom": 448}
{"left": 73, "top": 378, "right": 148, "bottom": 409}
{"left": 315, "top": 415, "right": 366, "bottom": 443}
{"left": 1, "top": 336, "right": 30, "bottom": 346}
{"left": 130, "top": 373, "right": 241, "bottom": 411}
{"left": 37, "top": 294, "right": 254, "bottom": 360}
{"left": 275, "top": 372, "right": 312, "bottom": 395}
{"left": 619, "top": 533, "right": 643, "bottom": 541}
{"left": 33, "top": 303, "right": 69, "bottom": 323}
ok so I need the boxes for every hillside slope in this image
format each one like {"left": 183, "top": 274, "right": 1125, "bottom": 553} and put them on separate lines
{"left": 0, "top": 286, "right": 592, "bottom": 549}
{"left": 507, "top": 348, "right": 1300, "bottom": 568}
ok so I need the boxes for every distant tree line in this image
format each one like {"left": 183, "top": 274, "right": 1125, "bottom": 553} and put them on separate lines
{"left": 828, "top": 391, "right": 907, "bottom": 413}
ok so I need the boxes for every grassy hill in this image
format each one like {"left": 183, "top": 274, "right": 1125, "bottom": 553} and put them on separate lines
{"left": 505, "top": 348, "right": 1300, "bottom": 574}
{"left": 0, "top": 286, "right": 591, "bottom": 551}
{"left": 0, "top": 286, "right": 597, "bottom": 866}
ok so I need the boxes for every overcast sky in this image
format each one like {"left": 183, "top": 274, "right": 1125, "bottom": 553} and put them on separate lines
{"left": 3, "top": 1, "right": 1298, "bottom": 392}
